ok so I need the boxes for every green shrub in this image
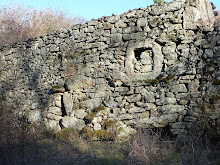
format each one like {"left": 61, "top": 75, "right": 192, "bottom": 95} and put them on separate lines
{"left": 153, "top": 0, "right": 164, "bottom": 4}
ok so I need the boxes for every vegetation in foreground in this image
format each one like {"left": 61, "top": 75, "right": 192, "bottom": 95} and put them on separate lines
{"left": 0, "top": 104, "right": 219, "bottom": 165}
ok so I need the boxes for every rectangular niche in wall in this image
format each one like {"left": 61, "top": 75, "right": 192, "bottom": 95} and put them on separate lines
{"left": 134, "top": 48, "right": 153, "bottom": 73}
{"left": 125, "top": 39, "right": 163, "bottom": 80}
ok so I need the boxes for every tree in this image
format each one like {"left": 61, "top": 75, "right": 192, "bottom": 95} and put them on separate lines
{"left": 153, "top": 0, "right": 164, "bottom": 4}
{"left": 0, "top": 4, "right": 85, "bottom": 47}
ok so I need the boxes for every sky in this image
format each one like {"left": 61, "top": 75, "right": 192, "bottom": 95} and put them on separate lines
{"left": 0, "top": 0, "right": 220, "bottom": 21}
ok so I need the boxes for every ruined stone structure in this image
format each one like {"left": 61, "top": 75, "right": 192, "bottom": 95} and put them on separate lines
{"left": 0, "top": 0, "right": 219, "bottom": 139}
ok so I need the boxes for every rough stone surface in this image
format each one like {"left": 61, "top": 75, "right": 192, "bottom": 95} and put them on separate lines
{"left": 63, "top": 92, "right": 73, "bottom": 116}
{"left": 28, "top": 110, "right": 42, "bottom": 123}
{"left": 0, "top": 0, "right": 219, "bottom": 138}
{"left": 61, "top": 116, "right": 85, "bottom": 131}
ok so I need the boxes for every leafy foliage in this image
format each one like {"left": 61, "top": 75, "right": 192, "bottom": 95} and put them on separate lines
{"left": 153, "top": 0, "right": 164, "bottom": 4}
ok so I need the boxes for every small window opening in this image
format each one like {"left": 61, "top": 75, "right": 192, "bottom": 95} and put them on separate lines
{"left": 134, "top": 48, "right": 147, "bottom": 61}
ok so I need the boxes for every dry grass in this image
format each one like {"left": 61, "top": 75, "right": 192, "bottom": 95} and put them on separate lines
{"left": 127, "top": 128, "right": 220, "bottom": 165}
{"left": 0, "top": 4, "right": 85, "bottom": 47}
{"left": 0, "top": 106, "right": 219, "bottom": 165}
{"left": 0, "top": 101, "right": 219, "bottom": 165}
{"left": 127, "top": 128, "right": 178, "bottom": 165}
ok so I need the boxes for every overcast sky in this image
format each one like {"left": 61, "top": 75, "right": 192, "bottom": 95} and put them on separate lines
{"left": 0, "top": 0, "right": 220, "bottom": 21}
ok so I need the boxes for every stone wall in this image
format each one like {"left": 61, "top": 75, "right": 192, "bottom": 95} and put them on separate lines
{"left": 0, "top": 0, "right": 219, "bottom": 139}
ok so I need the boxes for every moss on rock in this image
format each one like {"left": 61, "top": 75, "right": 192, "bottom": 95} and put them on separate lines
{"left": 84, "top": 106, "right": 105, "bottom": 124}
{"left": 51, "top": 85, "right": 65, "bottom": 93}
{"left": 213, "top": 79, "right": 220, "bottom": 85}
{"left": 56, "top": 128, "right": 79, "bottom": 141}
{"left": 81, "top": 126, "right": 114, "bottom": 141}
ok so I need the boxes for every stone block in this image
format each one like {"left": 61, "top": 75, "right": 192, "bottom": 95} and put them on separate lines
{"left": 75, "top": 109, "right": 88, "bottom": 119}
{"left": 48, "top": 107, "right": 62, "bottom": 116}
{"left": 46, "top": 113, "right": 62, "bottom": 121}
{"left": 28, "top": 109, "right": 42, "bottom": 123}
{"left": 127, "top": 94, "right": 141, "bottom": 103}
{"left": 63, "top": 92, "right": 73, "bottom": 116}
{"left": 44, "top": 120, "right": 61, "bottom": 132}
{"left": 116, "top": 114, "right": 135, "bottom": 120}
{"left": 159, "top": 114, "right": 178, "bottom": 123}
{"left": 128, "top": 107, "right": 145, "bottom": 113}
{"left": 61, "top": 116, "right": 85, "bottom": 131}
{"left": 171, "top": 84, "right": 187, "bottom": 93}
{"left": 93, "top": 123, "right": 102, "bottom": 131}
{"left": 160, "top": 105, "right": 185, "bottom": 114}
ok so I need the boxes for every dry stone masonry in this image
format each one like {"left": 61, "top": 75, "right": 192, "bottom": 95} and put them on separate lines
{"left": 0, "top": 0, "right": 219, "bottom": 139}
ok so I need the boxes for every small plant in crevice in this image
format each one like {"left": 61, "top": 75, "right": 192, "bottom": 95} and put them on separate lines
{"left": 84, "top": 106, "right": 105, "bottom": 124}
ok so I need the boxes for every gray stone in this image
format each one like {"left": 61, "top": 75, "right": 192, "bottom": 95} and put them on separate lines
{"left": 135, "top": 87, "right": 148, "bottom": 94}
{"left": 145, "top": 103, "right": 157, "bottom": 110}
{"left": 61, "top": 116, "right": 85, "bottom": 131}
{"left": 31, "top": 103, "right": 38, "bottom": 110}
{"left": 135, "top": 111, "right": 150, "bottom": 118}
{"left": 116, "top": 122, "right": 137, "bottom": 141}
{"left": 63, "top": 92, "right": 73, "bottom": 116}
{"left": 140, "top": 65, "right": 152, "bottom": 72}
{"left": 123, "top": 32, "right": 146, "bottom": 41}
{"left": 49, "top": 44, "right": 59, "bottom": 52}
{"left": 65, "top": 74, "right": 95, "bottom": 92}
{"left": 159, "top": 114, "right": 178, "bottom": 123}
{"left": 115, "top": 20, "right": 127, "bottom": 28}
{"left": 80, "top": 99, "right": 94, "bottom": 109}
{"left": 111, "top": 33, "right": 122, "bottom": 47}
{"left": 183, "top": 0, "right": 214, "bottom": 29}
{"left": 93, "top": 123, "right": 102, "bottom": 131}
{"left": 116, "top": 114, "right": 135, "bottom": 120}
{"left": 44, "top": 120, "right": 61, "bottom": 132}
{"left": 115, "top": 87, "right": 129, "bottom": 92}
{"left": 75, "top": 109, "right": 88, "bottom": 119}
{"left": 46, "top": 113, "right": 62, "bottom": 121}
{"left": 127, "top": 94, "right": 141, "bottom": 103}
{"left": 142, "top": 92, "right": 155, "bottom": 103}
{"left": 128, "top": 107, "right": 145, "bottom": 113}
{"left": 160, "top": 105, "right": 185, "bottom": 114}
{"left": 55, "top": 100, "right": 62, "bottom": 108}
{"left": 28, "top": 109, "right": 42, "bottom": 123}
{"left": 137, "top": 117, "right": 159, "bottom": 127}
{"left": 203, "top": 49, "right": 214, "bottom": 59}
{"left": 48, "top": 107, "right": 62, "bottom": 116}
{"left": 164, "top": 97, "right": 177, "bottom": 104}
{"left": 137, "top": 18, "right": 148, "bottom": 27}
{"left": 171, "top": 84, "right": 188, "bottom": 93}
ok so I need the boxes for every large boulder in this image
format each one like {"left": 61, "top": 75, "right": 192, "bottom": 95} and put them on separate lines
{"left": 184, "top": 0, "right": 215, "bottom": 29}
{"left": 65, "top": 74, "right": 95, "bottom": 92}
{"left": 61, "top": 116, "right": 85, "bottom": 131}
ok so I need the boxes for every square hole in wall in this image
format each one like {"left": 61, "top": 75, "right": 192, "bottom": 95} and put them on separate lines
{"left": 134, "top": 48, "right": 147, "bottom": 61}
{"left": 134, "top": 48, "right": 154, "bottom": 73}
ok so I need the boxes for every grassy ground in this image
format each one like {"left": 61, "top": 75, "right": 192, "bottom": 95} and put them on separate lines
{"left": 0, "top": 106, "right": 219, "bottom": 165}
